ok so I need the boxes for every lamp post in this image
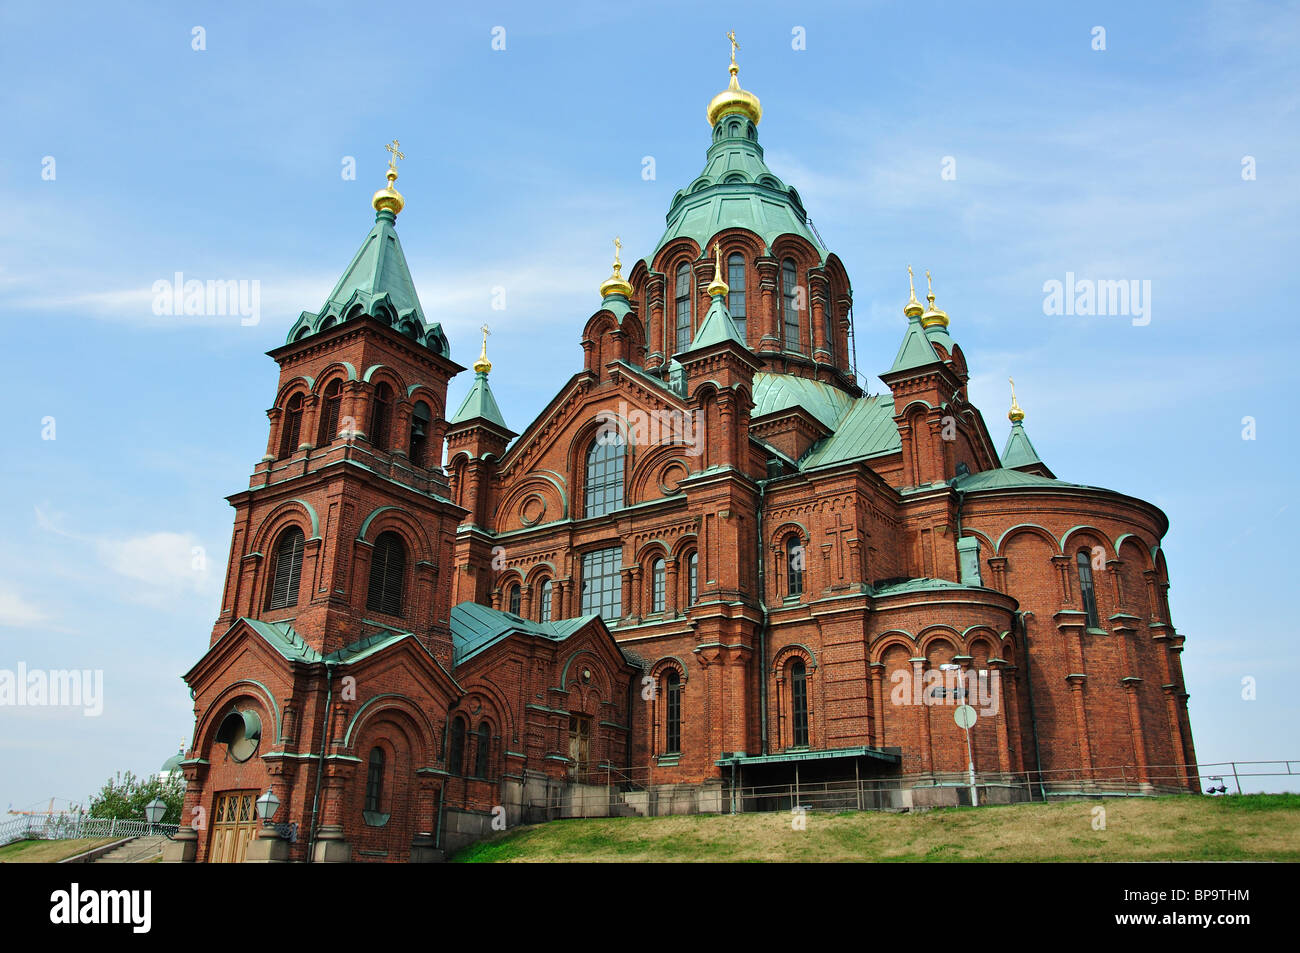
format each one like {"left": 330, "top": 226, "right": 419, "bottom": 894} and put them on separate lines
{"left": 940, "top": 663, "right": 979, "bottom": 807}
{"left": 144, "top": 797, "right": 167, "bottom": 835}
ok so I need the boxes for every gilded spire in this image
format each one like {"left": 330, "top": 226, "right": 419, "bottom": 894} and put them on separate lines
{"left": 1008, "top": 377, "right": 1025, "bottom": 423}
{"left": 372, "top": 138, "right": 406, "bottom": 216}
{"left": 707, "top": 31, "right": 763, "bottom": 127}
{"left": 706, "top": 241, "right": 729, "bottom": 297}
{"left": 920, "top": 269, "right": 950, "bottom": 330}
{"left": 599, "top": 236, "right": 634, "bottom": 299}
{"left": 904, "top": 265, "right": 924, "bottom": 317}
{"left": 474, "top": 323, "right": 492, "bottom": 375}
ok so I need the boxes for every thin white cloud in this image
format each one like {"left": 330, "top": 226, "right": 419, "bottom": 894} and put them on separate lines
{"left": 0, "top": 587, "right": 47, "bottom": 628}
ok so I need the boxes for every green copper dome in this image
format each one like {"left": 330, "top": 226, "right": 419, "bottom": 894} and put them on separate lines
{"left": 654, "top": 116, "right": 826, "bottom": 258}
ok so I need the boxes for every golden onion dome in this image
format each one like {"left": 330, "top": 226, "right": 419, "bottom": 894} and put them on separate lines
{"left": 706, "top": 241, "right": 729, "bottom": 297}
{"left": 920, "top": 270, "right": 950, "bottom": 329}
{"left": 904, "top": 266, "right": 924, "bottom": 318}
{"left": 372, "top": 168, "right": 405, "bottom": 216}
{"left": 707, "top": 33, "right": 762, "bottom": 127}
{"left": 599, "top": 237, "right": 634, "bottom": 299}
{"left": 474, "top": 324, "right": 492, "bottom": 375}
{"left": 1008, "top": 377, "right": 1025, "bottom": 423}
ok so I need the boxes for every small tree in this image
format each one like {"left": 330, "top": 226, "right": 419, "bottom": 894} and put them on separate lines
{"left": 88, "top": 770, "right": 184, "bottom": 825}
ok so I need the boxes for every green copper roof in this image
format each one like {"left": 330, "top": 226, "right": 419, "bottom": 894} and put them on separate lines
{"left": 952, "top": 467, "right": 1094, "bottom": 492}
{"left": 450, "top": 601, "right": 597, "bottom": 667}
{"left": 449, "top": 370, "right": 508, "bottom": 429}
{"left": 752, "top": 372, "right": 855, "bottom": 430}
{"left": 800, "top": 394, "right": 901, "bottom": 469}
{"left": 285, "top": 209, "right": 450, "bottom": 357}
{"left": 872, "top": 577, "right": 989, "bottom": 596}
{"left": 688, "top": 293, "right": 747, "bottom": 350}
{"left": 654, "top": 117, "right": 825, "bottom": 257}
{"left": 887, "top": 313, "right": 942, "bottom": 374}
{"left": 1001, "top": 420, "right": 1044, "bottom": 470}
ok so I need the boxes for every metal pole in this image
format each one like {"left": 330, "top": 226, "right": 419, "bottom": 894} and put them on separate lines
{"left": 960, "top": 668, "right": 978, "bottom": 807}
{"left": 1231, "top": 762, "right": 1242, "bottom": 795}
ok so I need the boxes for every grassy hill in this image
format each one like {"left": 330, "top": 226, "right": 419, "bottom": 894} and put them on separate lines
{"left": 0, "top": 837, "right": 119, "bottom": 863}
{"left": 452, "top": 793, "right": 1300, "bottom": 863}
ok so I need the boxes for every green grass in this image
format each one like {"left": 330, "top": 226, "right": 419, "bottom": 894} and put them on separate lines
{"left": 0, "top": 838, "right": 119, "bottom": 863}
{"left": 451, "top": 794, "right": 1300, "bottom": 863}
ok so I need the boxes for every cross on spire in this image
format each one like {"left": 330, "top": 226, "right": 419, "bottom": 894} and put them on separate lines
{"left": 385, "top": 138, "right": 405, "bottom": 172}
{"left": 727, "top": 30, "right": 739, "bottom": 67}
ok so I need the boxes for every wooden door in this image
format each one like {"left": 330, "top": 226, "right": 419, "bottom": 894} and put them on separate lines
{"left": 568, "top": 715, "right": 591, "bottom": 778}
{"left": 209, "top": 790, "right": 259, "bottom": 863}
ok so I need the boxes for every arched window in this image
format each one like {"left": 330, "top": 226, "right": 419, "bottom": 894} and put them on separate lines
{"left": 674, "top": 262, "right": 692, "bottom": 353}
{"left": 584, "top": 434, "right": 625, "bottom": 517}
{"left": 279, "top": 394, "right": 303, "bottom": 459}
{"left": 539, "top": 578, "right": 553, "bottom": 623}
{"left": 266, "top": 526, "right": 305, "bottom": 610}
{"left": 318, "top": 379, "right": 342, "bottom": 445}
{"left": 651, "top": 558, "right": 666, "bottom": 613}
{"left": 665, "top": 670, "right": 682, "bottom": 754}
{"left": 508, "top": 583, "right": 521, "bottom": 615}
{"left": 370, "top": 382, "right": 393, "bottom": 451}
{"left": 1077, "top": 550, "right": 1100, "bottom": 628}
{"left": 409, "top": 401, "right": 431, "bottom": 467}
{"left": 687, "top": 551, "right": 698, "bottom": 605}
{"left": 474, "top": 722, "right": 491, "bottom": 779}
{"left": 786, "top": 534, "right": 804, "bottom": 597}
{"left": 448, "top": 716, "right": 466, "bottom": 776}
{"left": 365, "top": 746, "right": 384, "bottom": 813}
{"left": 782, "top": 259, "right": 801, "bottom": 353}
{"left": 366, "top": 531, "right": 406, "bottom": 616}
{"left": 790, "top": 660, "right": 809, "bottom": 746}
{"left": 727, "top": 253, "right": 747, "bottom": 342}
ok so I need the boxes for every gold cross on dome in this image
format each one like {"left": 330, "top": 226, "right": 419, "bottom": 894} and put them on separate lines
{"left": 385, "top": 138, "right": 405, "bottom": 171}
{"left": 727, "top": 31, "right": 739, "bottom": 66}
{"left": 613, "top": 236, "right": 623, "bottom": 266}
{"left": 480, "top": 323, "right": 491, "bottom": 346}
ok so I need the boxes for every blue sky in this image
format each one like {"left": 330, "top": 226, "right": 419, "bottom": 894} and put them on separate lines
{"left": 1, "top": 0, "right": 1297, "bottom": 811}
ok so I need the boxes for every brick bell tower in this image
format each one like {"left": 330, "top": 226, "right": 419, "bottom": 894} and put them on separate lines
{"left": 214, "top": 146, "right": 467, "bottom": 667}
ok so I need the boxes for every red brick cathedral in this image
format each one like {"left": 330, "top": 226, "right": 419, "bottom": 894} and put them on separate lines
{"left": 168, "top": 49, "right": 1197, "bottom": 863}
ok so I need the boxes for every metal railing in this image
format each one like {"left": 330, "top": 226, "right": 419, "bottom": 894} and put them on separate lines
{"left": 0, "top": 815, "right": 180, "bottom": 847}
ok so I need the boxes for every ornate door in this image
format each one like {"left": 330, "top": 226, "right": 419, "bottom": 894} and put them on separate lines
{"left": 209, "top": 790, "right": 259, "bottom": 863}
{"left": 568, "top": 715, "right": 591, "bottom": 778}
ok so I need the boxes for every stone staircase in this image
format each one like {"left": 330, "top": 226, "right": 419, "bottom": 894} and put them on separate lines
{"left": 90, "top": 835, "right": 168, "bottom": 863}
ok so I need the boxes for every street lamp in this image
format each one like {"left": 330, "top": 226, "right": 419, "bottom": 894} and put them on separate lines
{"left": 144, "top": 797, "right": 167, "bottom": 834}
{"left": 940, "top": 663, "right": 979, "bottom": 807}
{"left": 255, "top": 788, "right": 280, "bottom": 824}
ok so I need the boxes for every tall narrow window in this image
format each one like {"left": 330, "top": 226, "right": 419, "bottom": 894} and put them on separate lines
{"left": 365, "top": 746, "right": 384, "bottom": 812}
{"left": 727, "top": 253, "right": 747, "bottom": 342}
{"left": 786, "top": 534, "right": 804, "bottom": 597}
{"left": 370, "top": 382, "right": 393, "bottom": 451}
{"left": 674, "top": 262, "right": 692, "bottom": 353}
{"left": 474, "top": 722, "right": 490, "bottom": 779}
{"left": 267, "top": 527, "right": 305, "bottom": 610}
{"left": 651, "top": 558, "right": 666, "bottom": 613}
{"left": 508, "top": 583, "right": 521, "bottom": 616}
{"left": 665, "top": 670, "right": 682, "bottom": 754}
{"left": 409, "top": 401, "right": 431, "bottom": 467}
{"left": 318, "top": 379, "right": 342, "bottom": 445}
{"left": 823, "top": 301, "right": 835, "bottom": 361}
{"left": 584, "top": 434, "right": 625, "bottom": 517}
{"left": 790, "top": 660, "right": 809, "bottom": 747}
{"left": 366, "top": 531, "right": 406, "bottom": 616}
{"left": 448, "top": 716, "right": 466, "bottom": 775}
{"left": 581, "top": 547, "right": 622, "bottom": 621}
{"left": 782, "top": 259, "right": 801, "bottom": 353}
{"left": 687, "top": 551, "right": 698, "bottom": 605}
{"left": 1077, "top": 550, "right": 1100, "bottom": 628}
{"left": 539, "top": 578, "right": 553, "bottom": 623}
{"left": 279, "top": 394, "right": 303, "bottom": 459}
